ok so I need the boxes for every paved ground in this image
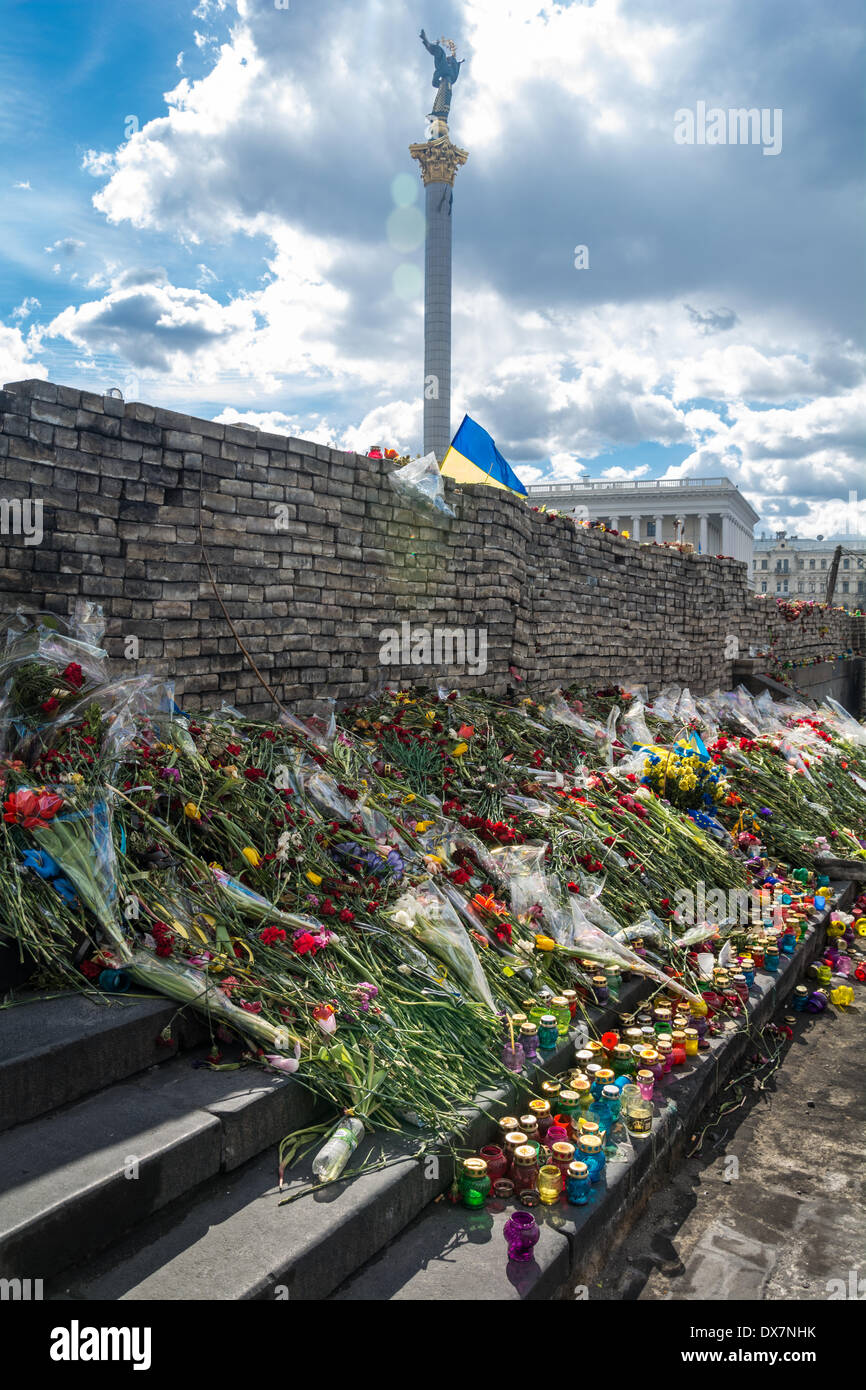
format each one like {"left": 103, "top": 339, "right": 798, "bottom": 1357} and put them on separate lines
{"left": 592, "top": 990, "right": 866, "bottom": 1301}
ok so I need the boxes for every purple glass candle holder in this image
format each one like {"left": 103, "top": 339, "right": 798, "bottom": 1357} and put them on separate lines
{"left": 504, "top": 1210, "right": 540, "bottom": 1262}
{"left": 502, "top": 1041, "right": 525, "bottom": 1073}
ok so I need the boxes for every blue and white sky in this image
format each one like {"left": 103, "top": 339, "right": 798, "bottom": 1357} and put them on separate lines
{"left": 1, "top": 0, "right": 864, "bottom": 535}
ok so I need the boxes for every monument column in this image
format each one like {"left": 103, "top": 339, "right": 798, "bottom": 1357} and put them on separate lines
{"left": 698, "top": 513, "right": 709, "bottom": 554}
{"left": 411, "top": 34, "right": 468, "bottom": 461}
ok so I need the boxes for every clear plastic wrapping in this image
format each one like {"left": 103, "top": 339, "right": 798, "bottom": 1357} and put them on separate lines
{"left": 390, "top": 879, "right": 497, "bottom": 1011}
{"left": 387, "top": 451, "right": 456, "bottom": 523}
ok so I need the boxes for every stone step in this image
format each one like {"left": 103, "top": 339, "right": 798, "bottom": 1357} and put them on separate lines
{"left": 331, "top": 898, "right": 845, "bottom": 1301}
{"left": 0, "top": 1047, "right": 323, "bottom": 1283}
{"left": 44, "top": 978, "right": 666, "bottom": 1301}
{"left": 23, "top": 889, "right": 850, "bottom": 1302}
{"left": 0, "top": 990, "right": 207, "bottom": 1133}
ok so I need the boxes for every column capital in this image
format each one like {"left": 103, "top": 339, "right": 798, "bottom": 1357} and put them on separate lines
{"left": 409, "top": 136, "right": 469, "bottom": 187}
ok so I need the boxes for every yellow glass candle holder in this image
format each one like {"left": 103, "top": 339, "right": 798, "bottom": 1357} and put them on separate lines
{"left": 537, "top": 1164, "right": 563, "bottom": 1205}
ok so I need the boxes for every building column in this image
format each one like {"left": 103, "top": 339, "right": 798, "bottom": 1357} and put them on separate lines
{"left": 698, "top": 513, "right": 709, "bottom": 554}
{"left": 653, "top": 514, "right": 664, "bottom": 542}
{"left": 609, "top": 515, "right": 619, "bottom": 532}
{"left": 631, "top": 515, "right": 641, "bottom": 542}
{"left": 675, "top": 516, "right": 685, "bottom": 544}
{"left": 721, "top": 516, "right": 733, "bottom": 556}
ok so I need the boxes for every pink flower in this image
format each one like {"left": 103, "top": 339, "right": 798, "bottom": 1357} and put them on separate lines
{"left": 263, "top": 1042, "right": 302, "bottom": 1073}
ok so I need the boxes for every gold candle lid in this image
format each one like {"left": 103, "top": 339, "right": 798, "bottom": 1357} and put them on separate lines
{"left": 671, "top": 1030, "right": 686, "bottom": 1044}
{"left": 562, "top": 989, "right": 578, "bottom": 1004}
{"left": 513, "top": 1144, "right": 538, "bottom": 1166}
{"left": 499, "top": 1115, "right": 520, "bottom": 1133}
{"left": 624, "top": 1028, "right": 642, "bottom": 1043}
{"left": 519, "top": 1021, "right": 537, "bottom": 1036}
{"left": 519, "top": 1114, "right": 539, "bottom": 1133}
{"left": 541, "top": 1081, "right": 561, "bottom": 1098}
{"left": 636, "top": 1069, "right": 654, "bottom": 1083}
{"left": 504, "top": 1131, "right": 528, "bottom": 1150}
{"left": 572, "top": 1077, "right": 591, "bottom": 1094}
{"left": 463, "top": 1157, "right": 488, "bottom": 1176}
{"left": 592, "top": 974, "right": 607, "bottom": 985}
{"left": 551, "top": 1141, "right": 575, "bottom": 1161}
{"left": 558, "top": 1089, "right": 580, "bottom": 1107}
{"left": 657, "top": 1037, "right": 673, "bottom": 1053}
{"left": 574, "top": 1049, "right": 594, "bottom": 1065}
{"left": 568, "top": 1160, "right": 589, "bottom": 1178}
{"left": 587, "top": 1040, "right": 605, "bottom": 1056}
{"left": 579, "top": 1134, "right": 602, "bottom": 1154}
{"left": 550, "top": 995, "right": 568, "bottom": 1009}
{"left": 529, "top": 1098, "right": 551, "bottom": 1117}
{"left": 595, "top": 1068, "right": 615, "bottom": 1085}
{"left": 579, "top": 1120, "right": 600, "bottom": 1137}
{"left": 509, "top": 1012, "right": 528, "bottom": 1029}
{"left": 684, "top": 1028, "right": 698, "bottom": 1039}
{"left": 612, "top": 1044, "right": 632, "bottom": 1060}
{"left": 521, "top": 998, "right": 537, "bottom": 1012}
{"left": 639, "top": 1047, "right": 658, "bottom": 1063}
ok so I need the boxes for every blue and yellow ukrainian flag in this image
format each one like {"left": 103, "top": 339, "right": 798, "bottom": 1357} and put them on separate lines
{"left": 440, "top": 415, "right": 528, "bottom": 497}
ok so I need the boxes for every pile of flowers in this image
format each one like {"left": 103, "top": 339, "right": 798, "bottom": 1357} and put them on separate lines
{"left": 1, "top": 605, "right": 864, "bottom": 1189}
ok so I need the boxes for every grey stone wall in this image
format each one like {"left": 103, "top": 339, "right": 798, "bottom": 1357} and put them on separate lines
{"left": 0, "top": 377, "right": 861, "bottom": 714}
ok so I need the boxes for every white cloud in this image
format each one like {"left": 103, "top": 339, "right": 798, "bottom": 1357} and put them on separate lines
{"left": 81, "top": 150, "right": 116, "bottom": 179}
{"left": 44, "top": 238, "right": 85, "bottom": 256}
{"left": 11, "top": 297, "right": 40, "bottom": 322}
{"left": 0, "top": 321, "right": 47, "bottom": 385}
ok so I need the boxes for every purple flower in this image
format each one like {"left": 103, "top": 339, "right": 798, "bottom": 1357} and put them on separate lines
{"left": 161, "top": 767, "right": 181, "bottom": 782}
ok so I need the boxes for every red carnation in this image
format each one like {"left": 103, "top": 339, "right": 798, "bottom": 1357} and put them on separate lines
{"left": 260, "top": 926, "right": 287, "bottom": 947}
{"left": 62, "top": 662, "right": 84, "bottom": 690}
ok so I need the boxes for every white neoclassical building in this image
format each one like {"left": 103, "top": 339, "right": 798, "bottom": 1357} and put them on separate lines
{"left": 751, "top": 532, "right": 866, "bottom": 600}
{"left": 524, "top": 476, "right": 759, "bottom": 565}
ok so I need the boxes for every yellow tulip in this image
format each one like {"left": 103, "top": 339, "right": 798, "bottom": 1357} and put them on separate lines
{"left": 403, "top": 793, "right": 416, "bottom": 803}
{"left": 415, "top": 820, "right": 435, "bottom": 832}
{"left": 306, "top": 870, "right": 323, "bottom": 886}
{"left": 184, "top": 802, "right": 202, "bottom": 819}
{"left": 535, "top": 935, "right": 556, "bottom": 952}
{"left": 452, "top": 742, "right": 468, "bottom": 757}
{"left": 241, "top": 846, "right": 262, "bottom": 868}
